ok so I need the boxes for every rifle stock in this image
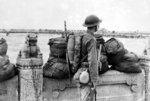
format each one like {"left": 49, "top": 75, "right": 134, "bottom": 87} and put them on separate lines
{"left": 64, "top": 21, "right": 71, "bottom": 81}
{"left": 98, "top": 44, "right": 102, "bottom": 71}
{"left": 64, "top": 21, "right": 68, "bottom": 40}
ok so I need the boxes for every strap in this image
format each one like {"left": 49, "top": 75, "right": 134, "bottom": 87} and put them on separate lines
{"left": 78, "top": 54, "right": 88, "bottom": 66}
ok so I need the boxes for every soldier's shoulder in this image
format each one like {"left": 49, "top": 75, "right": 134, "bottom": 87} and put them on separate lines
{"left": 83, "top": 33, "right": 95, "bottom": 41}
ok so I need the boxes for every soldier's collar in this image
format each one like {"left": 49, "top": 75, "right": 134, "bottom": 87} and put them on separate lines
{"left": 87, "top": 30, "right": 94, "bottom": 36}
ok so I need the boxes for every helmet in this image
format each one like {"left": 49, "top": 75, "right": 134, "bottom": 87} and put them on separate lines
{"left": 83, "top": 15, "right": 102, "bottom": 27}
{"left": 79, "top": 70, "right": 90, "bottom": 84}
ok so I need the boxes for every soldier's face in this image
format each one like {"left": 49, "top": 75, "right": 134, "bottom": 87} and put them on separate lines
{"left": 95, "top": 25, "right": 99, "bottom": 32}
{"left": 97, "top": 25, "right": 100, "bottom": 30}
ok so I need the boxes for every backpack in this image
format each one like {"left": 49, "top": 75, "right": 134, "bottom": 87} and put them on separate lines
{"left": 67, "top": 32, "right": 85, "bottom": 73}
{"left": 67, "top": 33, "right": 107, "bottom": 74}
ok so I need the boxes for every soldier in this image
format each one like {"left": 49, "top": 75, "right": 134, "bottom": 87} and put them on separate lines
{"left": 74, "top": 15, "right": 102, "bottom": 101}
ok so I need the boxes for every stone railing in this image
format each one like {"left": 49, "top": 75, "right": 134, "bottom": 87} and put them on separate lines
{"left": 0, "top": 67, "right": 147, "bottom": 101}
{"left": 17, "top": 58, "right": 43, "bottom": 101}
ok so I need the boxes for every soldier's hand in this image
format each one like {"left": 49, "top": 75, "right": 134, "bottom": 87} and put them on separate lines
{"left": 93, "top": 80, "right": 99, "bottom": 87}
{"left": 100, "top": 55, "right": 107, "bottom": 62}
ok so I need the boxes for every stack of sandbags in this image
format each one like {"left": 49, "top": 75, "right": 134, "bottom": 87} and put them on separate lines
{"left": 43, "top": 57, "right": 69, "bottom": 79}
{"left": 0, "top": 38, "right": 17, "bottom": 81}
{"left": 43, "top": 37, "right": 69, "bottom": 79}
{"left": 105, "top": 38, "right": 142, "bottom": 73}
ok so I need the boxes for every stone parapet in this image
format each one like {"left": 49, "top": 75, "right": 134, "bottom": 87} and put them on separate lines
{"left": 16, "top": 58, "right": 43, "bottom": 68}
{"left": 19, "top": 68, "right": 43, "bottom": 101}
{"left": 98, "top": 70, "right": 145, "bottom": 93}
{"left": 43, "top": 70, "right": 145, "bottom": 101}
{"left": 17, "top": 58, "right": 43, "bottom": 101}
{"left": 0, "top": 76, "right": 18, "bottom": 101}
{"left": 0, "top": 69, "right": 146, "bottom": 101}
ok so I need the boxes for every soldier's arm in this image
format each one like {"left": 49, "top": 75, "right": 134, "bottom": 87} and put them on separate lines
{"left": 86, "top": 38, "right": 99, "bottom": 82}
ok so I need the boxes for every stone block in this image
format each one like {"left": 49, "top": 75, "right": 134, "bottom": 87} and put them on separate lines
{"left": 43, "top": 77, "right": 79, "bottom": 101}
{"left": 0, "top": 76, "right": 18, "bottom": 101}
{"left": 19, "top": 68, "right": 43, "bottom": 101}
{"left": 16, "top": 58, "right": 43, "bottom": 67}
{"left": 97, "top": 70, "right": 145, "bottom": 101}
{"left": 43, "top": 70, "right": 145, "bottom": 101}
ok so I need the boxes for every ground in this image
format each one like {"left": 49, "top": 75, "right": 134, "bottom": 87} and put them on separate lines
{"left": 0, "top": 33, "right": 148, "bottom": 64}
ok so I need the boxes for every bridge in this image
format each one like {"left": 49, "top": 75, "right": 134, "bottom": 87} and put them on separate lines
{"left": 0, "top": 29, "right": 149, "bottom": 38}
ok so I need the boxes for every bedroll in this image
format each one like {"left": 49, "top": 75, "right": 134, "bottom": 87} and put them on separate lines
{"left": 67, "top": 32, "right": 85, "bottom": 73}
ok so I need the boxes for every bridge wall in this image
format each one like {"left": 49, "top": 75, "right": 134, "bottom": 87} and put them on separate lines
{"left": 0, "top": 70, "right": 146, "bottom": 101}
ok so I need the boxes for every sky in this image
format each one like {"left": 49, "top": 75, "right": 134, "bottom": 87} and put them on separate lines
{"left": 0, "top": 0, "right": 150, "bottom": 32}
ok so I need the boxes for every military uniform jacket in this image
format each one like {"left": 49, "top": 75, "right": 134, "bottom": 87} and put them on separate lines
{"left": 81, "top": 30, "right": 99, "bottom": 82}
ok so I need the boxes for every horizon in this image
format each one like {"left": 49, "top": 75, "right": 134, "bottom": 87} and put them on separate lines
{"left": 0, "top": 28, "right": 150, "bottom": 34}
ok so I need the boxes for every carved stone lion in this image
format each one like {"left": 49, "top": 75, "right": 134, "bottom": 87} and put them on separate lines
{"left": 17, "top": 33, "right": 42, "bottom": 59}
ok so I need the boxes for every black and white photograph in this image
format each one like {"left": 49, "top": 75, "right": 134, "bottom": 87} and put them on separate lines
{"left": 0, "top": 0, "right": 150, "bottom": 101}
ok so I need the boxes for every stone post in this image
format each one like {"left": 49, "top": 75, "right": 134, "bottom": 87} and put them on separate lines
{"left": 17, "top": 58, "right": 43, "bottom": 101}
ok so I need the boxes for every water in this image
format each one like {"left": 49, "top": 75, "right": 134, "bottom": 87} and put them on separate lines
{"left": 0, "top": 33, "right": 147, "bottom": 64}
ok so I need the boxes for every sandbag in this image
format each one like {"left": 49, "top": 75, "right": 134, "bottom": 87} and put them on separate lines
{"left": 99, "top": 54, "right": 109, "bottom": 74}
{"left": 99, "top": 61, "right": 109, "bottom": 74}
{"left": 113, "top": 51, "right": 142, "bottom": 73}
{"left": 123, "top": 51, "right": 139, "bottom": 62}
{"left": 43, "top": 57, "right": 69, "bottom": 79}
{"left": 105, "top": 38, "right": 126, "bottom": 65}
{"left": 111, "top": 61, "right": 142, "bottom": 73}
{"left": 0, "top": 38, "right": 8, "bottom": 56}
{"left": 105, "top": 38, "right": 142, "bottom": 73}
{"left": 0, "top": 63, "right": 17, "bottom": 82}
{"left": 0, "top": 55, "right": 9, "bottom": 67}
{"left": 48, "top": 37, "right": 67, "bottom": 59}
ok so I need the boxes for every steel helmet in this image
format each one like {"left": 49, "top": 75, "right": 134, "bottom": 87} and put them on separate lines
{"left": 79, "top": 70, "right": 90, "bottom": 84}
{"left": 83, "top": 15, "right": 102, "bottom": 27}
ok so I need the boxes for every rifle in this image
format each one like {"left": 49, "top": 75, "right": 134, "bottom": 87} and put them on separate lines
{"left": 94, "top": 43, "right": 102, "bottom": 101}
{"left": 64, "top": 21, "right": 71, "bottom": 82}
{"left": 98, "top": 44, "right": 102, "bottom": 71}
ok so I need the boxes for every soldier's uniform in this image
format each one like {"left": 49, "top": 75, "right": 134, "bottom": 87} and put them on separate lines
{"left": 81, "top": 30, "right": 99, "bottom": 82}
{"left": 80, "top": 30, "right": 99, "bottom": 101}
{"left": 74, "top": 15, "right": 102, "bottom": 101}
